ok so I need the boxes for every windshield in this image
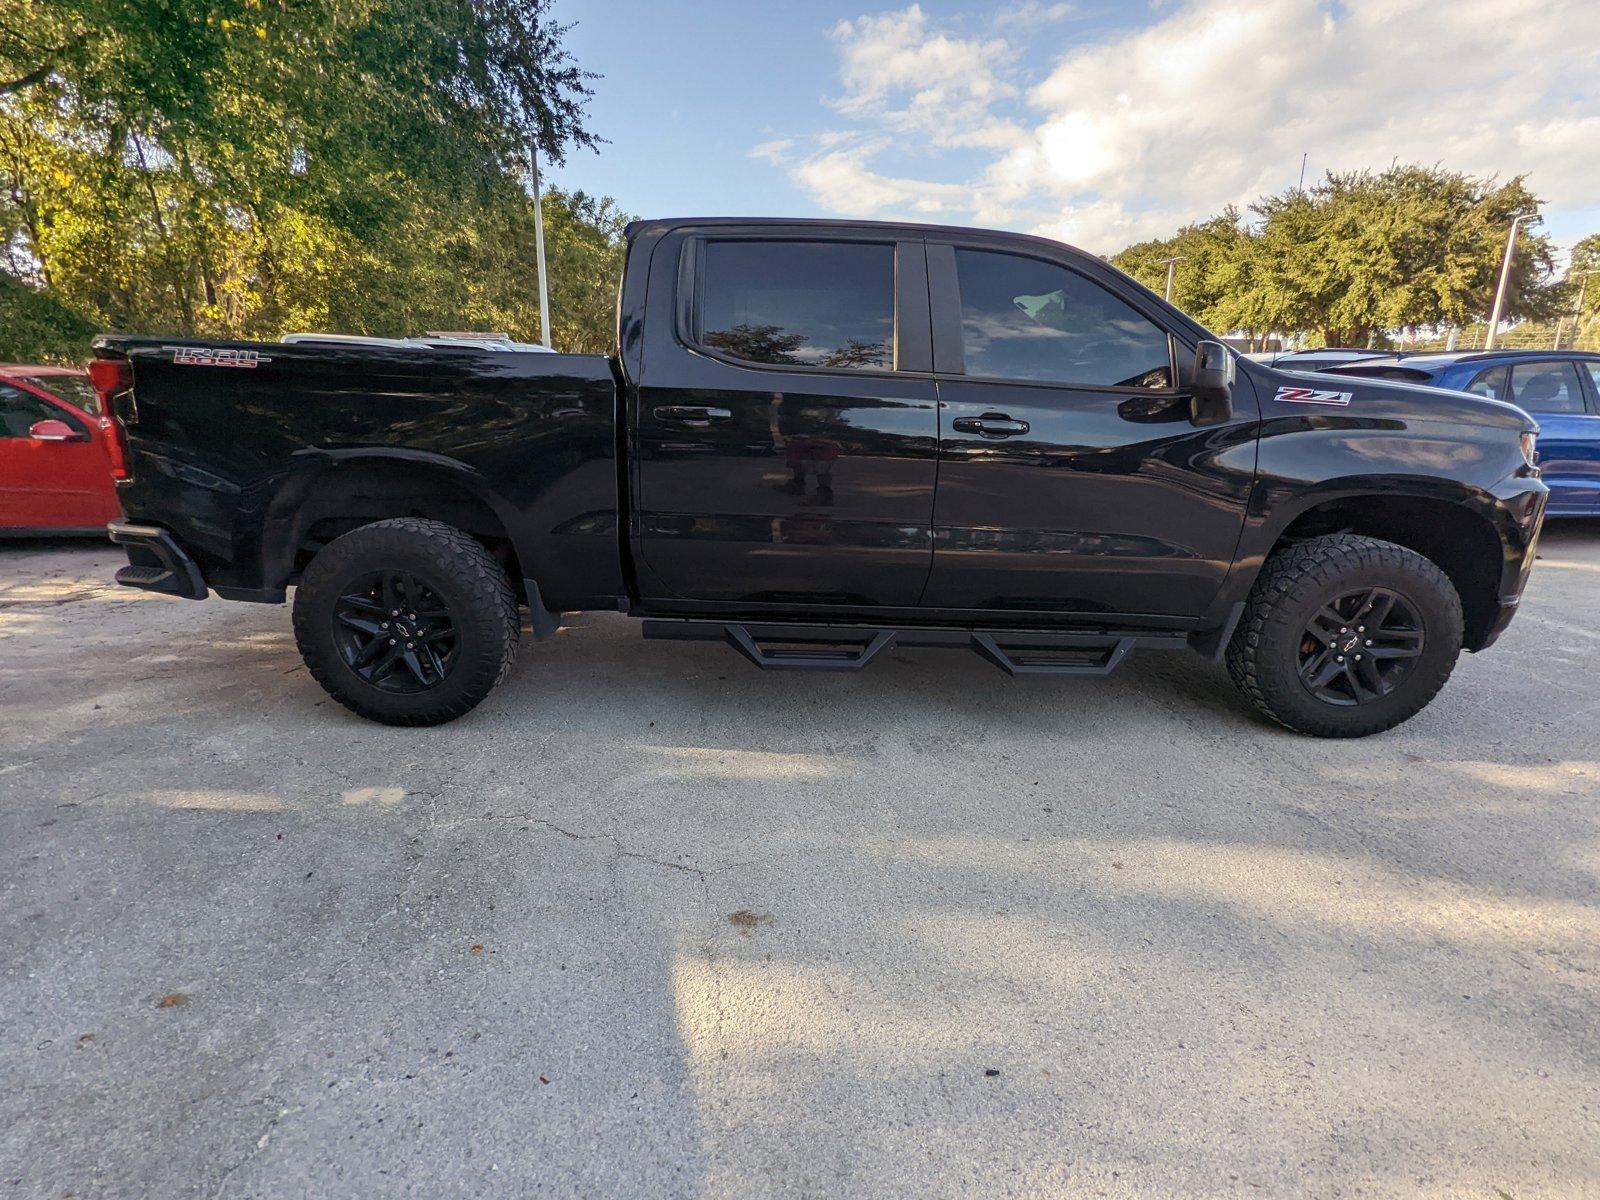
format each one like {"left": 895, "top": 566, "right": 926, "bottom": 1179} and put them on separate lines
{"left": 20, "top": 373, "right": 99, "bottom": 416}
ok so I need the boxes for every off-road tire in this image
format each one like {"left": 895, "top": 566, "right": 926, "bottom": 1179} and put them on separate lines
{"left": 1225, "top": 534, "right": 1464, "bottom": 738}
{"left": 292, "top": 518, "right": 519, "bottom": 726}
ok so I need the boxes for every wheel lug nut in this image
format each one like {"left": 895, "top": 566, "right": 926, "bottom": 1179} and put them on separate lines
{"left": 406, "top": 642, "right": 414, "bottom": 649}
{"left": 1358, "top": 626, "right": 1365, "bottom": 632}
{"left": 381, "top": 622, "right": 388, "bottom": 630}
{"left": 1336, "top": 655, "right": 1344, "bottom": 663}
{"left": 390, "top": 609, "right": 399, "bottom": 616}
{"left": 1354, "top": 654, "right": 1362, "bottom": 661}
{"left": 388, "top": 638, "right": 395, "bottom": 645}
{"left": 1365, "top": 639, "right": 1372, "bottom": 646}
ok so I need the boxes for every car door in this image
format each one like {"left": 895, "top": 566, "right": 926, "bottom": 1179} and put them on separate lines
{"left": 1499, "top": 360, "right": 1600, "bottom": 516}
{"left": 0, "top": 382, "right": 117, "bottom": 531}
{"left": 921, "top": 241, "right": 1258, "bottom": 619}
{"left": 631, "top": 229, "right": 939, "bottom": 608}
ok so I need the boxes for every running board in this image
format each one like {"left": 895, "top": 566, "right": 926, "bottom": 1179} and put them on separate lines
{"left": 640, "top": 620, "right": 1184, "bottom": 676}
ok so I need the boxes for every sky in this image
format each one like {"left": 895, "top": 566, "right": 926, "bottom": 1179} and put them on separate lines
{"left": 546, "top": 0, "right": 1600, "bottom": 260}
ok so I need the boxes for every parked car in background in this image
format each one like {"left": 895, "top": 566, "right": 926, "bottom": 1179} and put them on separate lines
{"left": 0, "top": 364, "right": 122, "bottom": 536}
{"left": 1248, "top": 348, "right": 1385, "bottom": 372}
{"left": 1322, "top": 351, "right": 1600, "bottom": 517}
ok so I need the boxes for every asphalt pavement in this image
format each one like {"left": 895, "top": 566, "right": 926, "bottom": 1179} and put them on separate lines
{"left": 3, "top": 524, "right": 1599, "bottom": 1198}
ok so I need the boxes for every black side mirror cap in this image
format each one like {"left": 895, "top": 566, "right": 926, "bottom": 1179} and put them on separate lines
{"left": 1190, "top": 340, "right": 1235, "bottom": 426}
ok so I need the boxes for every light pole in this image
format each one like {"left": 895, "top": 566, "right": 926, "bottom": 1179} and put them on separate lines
{"left": 1158, "top": 256, "right": 1185, "bottom": 303}
{"left": 530, "top": 145, "right": 552, "bottom": 349}
{"left": 1556, "top": 269, "right": 1594, "bottom": 350}
{"left": 1484, "top": 214, "right": 1531, "bottom": 351}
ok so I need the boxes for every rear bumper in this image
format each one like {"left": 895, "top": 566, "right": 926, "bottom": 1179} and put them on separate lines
{"left": 107, "top": 520, "right": 209, "bottom": 600}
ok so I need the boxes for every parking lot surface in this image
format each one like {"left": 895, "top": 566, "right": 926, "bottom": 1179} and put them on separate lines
{"left": 4, "top": 525, "right": 1600, "bottom": 1199}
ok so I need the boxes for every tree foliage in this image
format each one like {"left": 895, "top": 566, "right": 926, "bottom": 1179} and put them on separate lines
{"left": 1113, "top": 166, "right": 1564, "bottom": 347}
{"left": 0, "top": 0, "right": 624, "bottom": 360}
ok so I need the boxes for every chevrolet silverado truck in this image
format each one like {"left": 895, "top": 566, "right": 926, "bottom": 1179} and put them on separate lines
{"left": 91, "top": 218, "right": 1546, "bottom": 736}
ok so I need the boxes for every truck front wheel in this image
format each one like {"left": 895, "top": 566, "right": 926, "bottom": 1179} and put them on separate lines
{"left": 292, "top": 518, "right": 520, "bottom": 726}
{"left": 1225, "top": 533, "right": 1464, "bottom": 738}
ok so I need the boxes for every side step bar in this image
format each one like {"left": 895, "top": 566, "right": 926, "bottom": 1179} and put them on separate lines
{"left": 641, "top": 620, "right": 1186, "bottom": 677}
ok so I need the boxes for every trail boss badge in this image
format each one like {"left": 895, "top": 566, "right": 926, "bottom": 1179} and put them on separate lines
{"left": 1274, "top": 385, "right": 1353, "bottom": 406}
{"left": 167, "top": 346, "right": 272, "bottom": 368}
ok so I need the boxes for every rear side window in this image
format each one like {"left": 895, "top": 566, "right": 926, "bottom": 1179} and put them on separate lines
{"left": 1583, "top": 361, "right": 1600, "bottom": 398}
{"left": 699, "top": 240, "right": 894, "bottom": 371}
{"left": 1510, "top": 361, "right": 1586, "bottom": 414}
{"left": 1464, "top": 366, "right": 1509, "bottom": 400}
{"left": 954, "top": 249, "right": 1172, "bottom": 388}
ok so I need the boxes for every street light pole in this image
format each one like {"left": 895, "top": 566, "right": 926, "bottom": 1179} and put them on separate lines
{"left": 1484, "top": 214, "right": 1529, "bottom": 351}
{"left": 530, "top": 145, "right": 552, "bottom": 349}
{"left": 1158, "top": 256, "right": 1185, "bottom": 303}
{"left": 1556, "top": 270, "right": 1595, "bottom": 350}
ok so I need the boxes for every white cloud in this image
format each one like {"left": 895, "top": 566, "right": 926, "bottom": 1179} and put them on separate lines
{"left": 761, "top": 0, "right": 1600, "bottom": 254}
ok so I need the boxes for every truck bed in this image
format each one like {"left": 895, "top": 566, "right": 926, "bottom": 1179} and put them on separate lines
{"left": 93, "top": 336, "right": 625, "bottom": 609}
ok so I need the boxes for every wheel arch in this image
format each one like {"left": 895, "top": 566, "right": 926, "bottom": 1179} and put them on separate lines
{"left": 260, "top": 450, "right": 533, "bottom": 603}
{"left": 1234, "top": 482, "right": 1508, "bottom": 651}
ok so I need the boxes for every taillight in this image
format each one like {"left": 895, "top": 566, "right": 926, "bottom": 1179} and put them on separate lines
{"left": 87, "top": 357, "right": 135, "bottom": 481}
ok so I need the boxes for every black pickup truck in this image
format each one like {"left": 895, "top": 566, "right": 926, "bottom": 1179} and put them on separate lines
{"left": 91, "top": 218, "right": 1547, "bottom": 736}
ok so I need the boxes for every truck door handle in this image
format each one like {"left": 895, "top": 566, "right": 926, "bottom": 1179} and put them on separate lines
{"left": 654, "top": 405, "right": 732, "bottom": 426}
{"left": 953, "top": 412, "right": 1030, "bottom": 438}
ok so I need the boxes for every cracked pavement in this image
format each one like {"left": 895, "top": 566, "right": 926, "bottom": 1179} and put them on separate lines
{"left": 4, "top": 526, "right": 1600, "bottom": 1199}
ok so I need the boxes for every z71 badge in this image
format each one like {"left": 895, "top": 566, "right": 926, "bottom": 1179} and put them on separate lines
{"left": 168, "top": 346, "right": 272, "bottom": 369}
{"left": 1274, "top": 385, "right": 1352, "bottom": 406}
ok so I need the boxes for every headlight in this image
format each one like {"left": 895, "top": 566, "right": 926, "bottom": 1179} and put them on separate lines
{"left": 1520, "top": 431, "right": 1539, "bottom": 470}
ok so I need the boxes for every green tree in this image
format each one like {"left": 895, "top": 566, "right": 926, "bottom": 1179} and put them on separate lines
{"left": 0, "top": 0, "right": 616, "bottom": 352}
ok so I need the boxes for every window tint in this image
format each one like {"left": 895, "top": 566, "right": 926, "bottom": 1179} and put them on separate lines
{"left": 21, "top": 373, "right": 98, "bottom": 416}
{"left": 1584, "top": 361, "right": 1600, "bottom": 397}
{"left": 1509, "top": 361, "right": 1586, "bottom": 414}
{"left": 954, "top": 249, "right": 1172, "bottom": 387}
{"left": 0, "top": 384, "right": 66, "bottom": 438}
{"left": 700, "top": 240, "right": 894, "bottom": 371}
{"left": 1464, "top": 365, "right": 1509, "bottom": 400}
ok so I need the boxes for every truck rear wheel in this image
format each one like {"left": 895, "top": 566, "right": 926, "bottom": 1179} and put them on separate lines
{"left": 292, "top": 518, "right": 519, "bottom": 726}
{"left": 1225, "top": 534, "right": 1464, "bottom": 738}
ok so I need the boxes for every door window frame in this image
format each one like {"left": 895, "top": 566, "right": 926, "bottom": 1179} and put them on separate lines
{"left": 926, "top": 240, "right": 1189, "bottom": 394}
{"left": 674, "top": 231, "right": 933, "bottom": 379}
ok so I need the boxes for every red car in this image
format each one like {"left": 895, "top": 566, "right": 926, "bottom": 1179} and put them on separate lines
{"left": 0, "top": 363, "right": 124, "bottom": 535}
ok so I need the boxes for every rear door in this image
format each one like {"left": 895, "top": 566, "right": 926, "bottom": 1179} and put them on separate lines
{"left": 0, "top": 382, "right": 117, "bottom": 530}
{"left": 631, "top": 229, "right": 939, "bottom": 608}
{"left": 921, "top": 241, "right": 1258, "bottom": 619}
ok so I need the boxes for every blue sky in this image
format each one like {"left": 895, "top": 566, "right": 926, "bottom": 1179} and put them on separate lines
{"left": 547, "top": 0, "right": 1600, "bottom": 258}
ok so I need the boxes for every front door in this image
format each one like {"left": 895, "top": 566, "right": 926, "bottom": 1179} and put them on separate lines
{"left": 922, "top": 243, "right": 1258, "bottom": 619}
{"left": 0, "top": 384, "right": 115, "bottom": 530}
{"left": 632, "top": 231, "right": 939, "bottom": 608}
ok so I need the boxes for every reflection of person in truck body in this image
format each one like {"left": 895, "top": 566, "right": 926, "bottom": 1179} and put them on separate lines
{"left": 767, "top": 392, "right": 838, "bottom": 507}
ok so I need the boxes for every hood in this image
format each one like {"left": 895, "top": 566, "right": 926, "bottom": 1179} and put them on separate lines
{"left": 1255, "top": 363, "right": 1539, "bottom": 434}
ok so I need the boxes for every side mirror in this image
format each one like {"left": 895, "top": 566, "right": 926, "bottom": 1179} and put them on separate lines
{"left": 29, "top": 418, "right": 85, "bottom": 443}
{"left": 1190, "top": 340, "right": 1235, "bottom": 426}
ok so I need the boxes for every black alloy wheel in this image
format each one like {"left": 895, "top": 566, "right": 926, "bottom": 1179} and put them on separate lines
{"left": 1296, "top": 586, "right": 1425, "bottom": 706}
{"left": 333, "top": 570, "right": 458, "bottom": 693}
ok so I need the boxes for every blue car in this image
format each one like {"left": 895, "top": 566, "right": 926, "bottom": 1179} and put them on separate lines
{"left": 1321, "top": 350, "right": 1600, "bottom": 517}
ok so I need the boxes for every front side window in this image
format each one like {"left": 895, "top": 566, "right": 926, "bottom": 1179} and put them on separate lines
{"left": 699, "top": 240, "right": 894, "bottom": 371}
{"left": 0, "top": 385, "right": 67, "bottom": 438}
{"left": 1464, "top": 366, "right": 1509, "bottom": 400}
{"left": 954, "top": 249, "right": 1172, "bottom": 388}
{"left": 1509, "top": 361, "right": 1586, "bottom": 414}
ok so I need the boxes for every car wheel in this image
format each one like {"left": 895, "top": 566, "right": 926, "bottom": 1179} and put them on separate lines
{"left": 1225, "top": 533, "right": 1464, "bottom": 738}
{"left": 292, "top": 517, "right": 519, "bottom": 726}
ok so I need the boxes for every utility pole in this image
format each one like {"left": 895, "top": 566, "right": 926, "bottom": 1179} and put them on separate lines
{"left": 530, "top": 145, "right": 552, "bottom": 349}
{"left": 1158, "top": 256, "right": 1185, "bottom": 303}
{"left": 1298, "top": 152, "right": 1308, "bottom": 191}
{"left": 1485, "top": 214, "right": 1530, "bottom": 351}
